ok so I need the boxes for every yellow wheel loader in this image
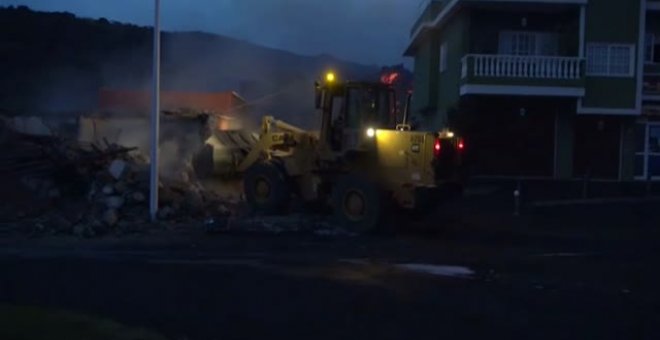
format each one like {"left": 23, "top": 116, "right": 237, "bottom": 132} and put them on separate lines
{"left": 197, "top": 72, "right": 466, "bottom": 232}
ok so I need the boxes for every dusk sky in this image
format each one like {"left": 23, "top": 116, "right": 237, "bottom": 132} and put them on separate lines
{"left": 1, "top": 0, "right": 426, "bottom": 66}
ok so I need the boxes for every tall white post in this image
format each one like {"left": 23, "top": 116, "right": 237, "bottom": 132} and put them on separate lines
{"left": 579, "top": 5, "right": 586, "bottom": 58}
{"left": 149, "top": 0, "right": 161, "bottom": 222}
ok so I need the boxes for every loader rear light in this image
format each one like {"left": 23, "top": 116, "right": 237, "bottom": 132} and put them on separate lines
{"left": 433, "top": 138, "right": 441, "bottom": 157}
{"left": 458, "top": 139, "right": 465, "bottom": 150}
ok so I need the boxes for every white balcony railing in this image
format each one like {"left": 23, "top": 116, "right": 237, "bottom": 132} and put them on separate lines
{"left": 461, "top": 54, "right": 584, "bottom": 80}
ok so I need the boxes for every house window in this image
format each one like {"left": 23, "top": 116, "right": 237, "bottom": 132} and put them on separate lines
{"left": 636, "top": 123, "right": 660, "bottom": 180}
{"left": 498, "top": 31, "right": 559, "bottom": 56}
{"left": 586, "top": 43, "right": 635, "bottom": 77}
{"left": 439, "top": 42, "right": 448, "bottom": 72}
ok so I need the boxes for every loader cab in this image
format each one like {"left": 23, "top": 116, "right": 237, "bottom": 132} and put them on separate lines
{"left": 316, "top": 75, "right": 397, "bottom": 151}
{"left": 344, "top": 82, "right": 397, "bottom": 130}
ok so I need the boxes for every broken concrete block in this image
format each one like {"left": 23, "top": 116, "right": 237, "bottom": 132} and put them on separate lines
{"left": 102, "top": 209, "right": 119, "bottom": 227}
{"left": 218, "top": 205, "right": 231, "bottom": 216}
{"left": 87, "top": 183, "right": 98, "bottom": 201}
{"left": 102, "top": 184, "right": 114, "bottom": 195}
{"left": 21, "top": 177, "right": 40, "bottom": 191}
{"left": 183, "top": 190, "right": 203, "bottom": 211}
{"left": 157, "top": 206, "right": 174, "bottom": 220}
{"left": 132, "top": 192, "right": 146, "bottom": 203}
{"left": 72, "top": 224, "right": 86, "bottom": 237}
{"left": 105, "top": 196, "right": 125, "bottom": 209}
{"left": 47, "top": 188, "right": 61, "bottom": 199}
{"left": 158, "top": 187, "right": 177, "bottom": 205}
{"left": 130, "top": 163, "right": 150, "bottom": 184}
{"left": 108, "top": 159, "right": 128, "bottom": 180}
{"left": 180, "top": 171, "right": 191, "bottom": 184}
{"left": 114, "top": 181, "right": 128, "bottom": 194}
{"left": 51, "top": 215, "right": 72, "bottom": 231}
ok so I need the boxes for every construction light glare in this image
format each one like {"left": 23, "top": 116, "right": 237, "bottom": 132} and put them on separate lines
{"left": 447, "top": 132, "right": 455, "bottom": 138}
{"left": 366, "top": 128, "right": 376, "bottom": 138}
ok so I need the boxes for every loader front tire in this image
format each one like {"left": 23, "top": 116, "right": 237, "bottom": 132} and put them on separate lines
{"left": 332, "top": 175, "right": 382, "bottom": 234}
{"left": 244, "top": 162, "right": 290, "bottom": 214}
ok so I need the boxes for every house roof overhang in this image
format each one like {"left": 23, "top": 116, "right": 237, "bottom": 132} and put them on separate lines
{"left": 404, "top": 0, "right": 589, "bottom": 57}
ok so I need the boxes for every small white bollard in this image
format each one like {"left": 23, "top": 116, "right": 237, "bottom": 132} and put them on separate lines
{"left": 513, "top": 189, "right": 521, "bottom": 217}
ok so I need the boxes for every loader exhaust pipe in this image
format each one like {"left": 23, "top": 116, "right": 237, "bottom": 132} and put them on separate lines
{"left": 402, "top": 91, "right": 412, "bottom": 126}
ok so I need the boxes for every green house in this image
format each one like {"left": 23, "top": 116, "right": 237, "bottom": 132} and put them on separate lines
{"left": 405, "top": 0, "right": 660, "bottom": 180}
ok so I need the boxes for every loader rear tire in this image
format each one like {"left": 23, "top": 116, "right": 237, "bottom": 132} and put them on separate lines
{"left": 332, "top": 175, "right": 382, "bottom": 234}
{"left": 244, "top": 161, "right": 290, "bottom": 214}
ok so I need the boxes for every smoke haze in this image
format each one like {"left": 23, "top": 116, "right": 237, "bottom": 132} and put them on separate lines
{"left": 2, "top": 0, "right": 420, "bottom": 65}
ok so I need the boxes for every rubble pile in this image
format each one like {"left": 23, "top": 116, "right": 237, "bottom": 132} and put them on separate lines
{"left": 0, "top": 126, "right": 232, "bottom": 237}
{"left": 0, "top": 120, "right": 353, "bottom": 239}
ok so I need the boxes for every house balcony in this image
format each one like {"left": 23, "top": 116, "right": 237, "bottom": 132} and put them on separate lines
{"left": 410, "top": 1, "right": 446, "bottom": 38}
{"left": 460, "top": 54, "right": 586, "bottom": 97}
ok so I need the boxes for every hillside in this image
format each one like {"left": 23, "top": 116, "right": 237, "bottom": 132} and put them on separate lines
{"left": 0, "top": 6, "right": 409, "bottom": 127}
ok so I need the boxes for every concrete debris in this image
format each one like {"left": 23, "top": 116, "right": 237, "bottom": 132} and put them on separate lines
{"left": 1, "top": 123, "right": 346, "bottom": 239}
{"left": 132, "top": 192, "right": 146, "bottom": 203}
{"left": 102, "top": 209, "right": 119, "bottom": 227}
{"left": 108, "top": 159, "right": 128, "bottom": 180}
{"left": 51, "top": 215, "right": 72, "bottom": 231}
{"left": 21, "top": 177, "right": 40, "bottom": 191}
{"left": 114, "top": 181, "right": 128, "bottom": 194}
{"left": 183, "top": 190, "right": 204, "bottom": 211}
{"left": 157, "top": 206, "right": 174, "bottom": 220}
{"left": 0, "top": 126, "right": 234, "bottom": 237}
{"left": 395, "top": 264, "right": 475, "bottom": 279}
{"left": 102, "top": 184, "right": 114, "bottom": 195}
{"left": 72, "top": 224, "right": 87, "bottom": 237}
{"left": 47, "top": 188, "right": 61, "bottom": 199}
{"left": 105, "top": 196, "right": 125, "bottom": 209}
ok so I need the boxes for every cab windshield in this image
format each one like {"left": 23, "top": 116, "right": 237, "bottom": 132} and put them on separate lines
{"left": 345, "top": 86, "right": 396, "bottom": 129}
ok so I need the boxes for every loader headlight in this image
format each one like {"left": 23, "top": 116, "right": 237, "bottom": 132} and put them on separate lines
{"left": 366, "top": 127, "right": 376, "bottom": 138}
{"left": 326, "top": 72, "right": 336, "bottom": 82}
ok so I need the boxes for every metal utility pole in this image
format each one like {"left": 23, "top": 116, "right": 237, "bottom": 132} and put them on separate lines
{"left": 149, "top": 0, "right": 161, "bottom": 222}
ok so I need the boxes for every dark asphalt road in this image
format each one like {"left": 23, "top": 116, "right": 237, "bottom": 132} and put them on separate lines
{"left": 1, "top": 214, "right": 660, "bottom": 340}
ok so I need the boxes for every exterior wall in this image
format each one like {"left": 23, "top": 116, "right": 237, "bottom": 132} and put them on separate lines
{"left": 411, "top": 1, "right": 448, "bottom": 37}
{"left": 555, "top": 111, "right": 575, "bottom": 179}
{"left": 647, "top": 10, "right": 660, "bottom": 42}
{"left": 407, "top": 0, "right": 646, "bottom": 181}
{"left": 436, "top": 11, "right": 470, "bottom": 130}
{"left": 460, "top": 69, "right": 585, "bottom": 88}
{"left": 459, "top": 96, "right": 571, "bottom": 177}
{"left": 468, "top": 8, "right": 580, "bottom": 56}
{"left": 584, "top": 79, "right": 638, "bottom": 109}
{"left": 78, "top": 116, "right": 207, "bottom": 156}
{"left": 644, "top": 11, "right": 660, "bottom": 97}
{"left": 620, "top": 119, "right": 638, "bottom": 180}
{"left": 581, "top": 0, "right": 642, "bottom": 109}
{"left": 411, "top": 32, "right": 440, "bottom": 124}
{"left": 4, "top": 116, "right": 78, "bottom": 137}
{"left": 573, "top": 116, "right": 625, "bottom": 179}
{"left": 78, "top": 117, "right": 149, "bottom": 150}
{"left": 98, "top": 89, "right": 244, "bottom": 116}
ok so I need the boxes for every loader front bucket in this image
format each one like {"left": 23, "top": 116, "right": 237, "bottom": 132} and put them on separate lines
{"left": 192, "top": 129, "right": 259, "bottom": 179}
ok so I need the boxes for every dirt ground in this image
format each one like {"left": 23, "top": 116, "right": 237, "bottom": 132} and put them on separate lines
{"left": 1, "top": 197, "right": 659, "bottom": 340}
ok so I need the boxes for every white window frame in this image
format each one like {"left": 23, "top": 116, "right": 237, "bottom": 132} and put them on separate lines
{"left": 635, "top": 121, "right": 660, "bottom": 181}
{"left": 439, "top": 42, "right": 448, "bottom": 73}
{"left": 498, "top": 31, "right": 559, "bottom": 56}
{"left": 586, "top": 43, "right": 636, "bottom": 78}
{"left": 646, "top": 33, "right": 655, "bottom": 64}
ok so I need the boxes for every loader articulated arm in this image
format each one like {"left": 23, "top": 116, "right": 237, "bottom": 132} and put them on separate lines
{"left": 261, "top": 116, "right": 307, "bottom": 135}
{"left": 236, "top": 116, "right": 315, "bottom": 173}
